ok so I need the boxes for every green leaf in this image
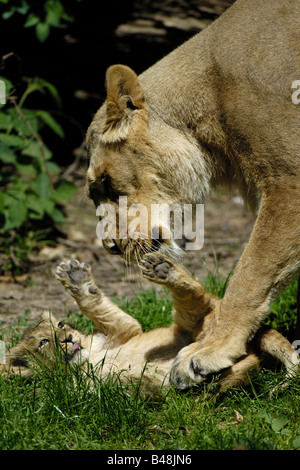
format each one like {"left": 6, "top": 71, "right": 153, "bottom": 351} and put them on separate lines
{"left": 2, "top": 8, "right": 16, "bottom": 20}
{"left": 0, "top": 111, "right": 12, "bottom": 130}
{"left": 16, "top": 0, "right": 29, "bottom": 15}
{"left": 42, "top": 197, "right": 55, "bottom": 215}
{"left": 45, "top": 0, "right": 63, "bottom": 27}
{"left": 35, "top": 110, "right": 64, "bottom": 137}
{"left": 27, "top": 195, "right": 59, "bottom": 220}
{"left": 62, "top": 11, "right": 74, "bottom": 22}
{"left": 26, "top": 193, "right": 44, "bottom": 218}
{"left": 3, "top": 198, "right": 27, "bottom": 230}
{"left": 7, "top": 108, "right": 39, "bottom": 136}
{"left": 15, "top": 162, "right": 37, "bottom": 176}
{"left": 257, "top": 410, "right": 272, "bottom": 424}
{"left": 0, "top": 76, "right": 13, "bottom": 94}
{"left": 293, "top": 435, "right": 300, "bottom": 449}
{"left": 0, "top": 133, "right": 27, "bottom": 148}
{"left": 271, "top": 415, "right": 289, "bottom": 432}
{"left": 53, "top": 180, "right": 77, "bottom": 201}
{"left": 0, "top": 192, "right": 4, "bottom": 212}
{"left": 21, "top": 141, "right": 52, "bottom": 161}
{"left": 46, "top": 161, "right": 60, "bottom": 175}
{"left": 0, "top": 76, "right": 13, "bottom": 107}
{"left": 30, "top": 172, "right": 52, "bottom": 198}
{"left": 21, "top": 77, "right": 61, "bottom": 108}
{"left": 38, "top": 80, "right": 61, "bottom": 107}
{"left": 35, "top": 22, "right": 50, "bottom": 42}
{"left": 24, "top": 12, "right": 40, "bottom": 28}
{"left": 49, "top": 206, "right": 65, "bottom": 224}
{"left": 0, "top": 142, "right": 17, "bottom": 163}
{"left": 6, "top": 184, "right": 27, "bottom": 201}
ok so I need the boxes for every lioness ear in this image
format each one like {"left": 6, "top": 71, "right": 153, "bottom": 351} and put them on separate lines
{"left": 102, "top": 64, "right": 147, "bottom": 142}
{"left": 105, "top": 64, "right": 144, "bottom": 111}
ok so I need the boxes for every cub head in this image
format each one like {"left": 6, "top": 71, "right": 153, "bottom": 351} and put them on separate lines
{"left": 3, "top": 311, "right": 89, "bottom": 378}
{"left": 86, "top": 65, "right": 209, "bottom": 261}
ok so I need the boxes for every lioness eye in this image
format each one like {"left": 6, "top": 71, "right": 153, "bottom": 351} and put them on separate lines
{"left": 57, "top": 322, "right": 64, "bottom": 329}
{"left": 39, "top": 338, "right": 49, "bottom": 347}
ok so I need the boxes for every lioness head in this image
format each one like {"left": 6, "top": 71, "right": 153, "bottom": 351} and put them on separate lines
{"left": 86, "top": 65, "right": 210, "bottom": 260}
{"left": 4, "top": 311, "right": 89, "bottom": 377}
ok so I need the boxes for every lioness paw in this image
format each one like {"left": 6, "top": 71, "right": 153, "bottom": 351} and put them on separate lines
{"left": 170, "top": 342, "right": 235, "bottom": 389}
{"left": 139, "top": 252, "right": 174, "bottom": 284}
{"left": 169, "top": 343, "right": 207, "bottom": 389}
{"left": 55, "top": 259, "right": 99, "bottom": 297}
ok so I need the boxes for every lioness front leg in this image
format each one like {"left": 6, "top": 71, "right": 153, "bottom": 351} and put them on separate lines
{"left": 171, "top": 190, "right": 300, "bottom": 388}
{"left": 56, "top": 259, "right": 141, "bottom": 346}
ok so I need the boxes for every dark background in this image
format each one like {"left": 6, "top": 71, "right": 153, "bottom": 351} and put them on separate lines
{"left": 0, "top": 0, "right": 234, "bottom": 166}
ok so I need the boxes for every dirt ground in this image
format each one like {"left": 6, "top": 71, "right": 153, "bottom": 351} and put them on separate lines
{"left": 0, "top": 186, "right": 255, "bottom": 329}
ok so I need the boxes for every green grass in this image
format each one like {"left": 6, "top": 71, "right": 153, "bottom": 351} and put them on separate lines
{"left": 0, "top": 275, "right": 299, "bottom": 450}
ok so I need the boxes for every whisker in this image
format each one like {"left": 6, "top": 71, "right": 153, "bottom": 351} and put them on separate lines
{"left": 135, "top": 231, "right": 162, "bottom": 254}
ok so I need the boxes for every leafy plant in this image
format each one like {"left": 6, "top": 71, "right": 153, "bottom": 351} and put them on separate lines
{"left": 0, "top": 72, "right": 76, "bottom": 273}
{"left": 0, "top": 74, "right": 76, "bottom": 231}
{"left": 0, "top": 0, "right": 77, "bottom": 42}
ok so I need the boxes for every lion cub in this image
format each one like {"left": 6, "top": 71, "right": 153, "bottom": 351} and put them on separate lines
{"left": 3, "top": 254, "right": 298, "bottom": 395}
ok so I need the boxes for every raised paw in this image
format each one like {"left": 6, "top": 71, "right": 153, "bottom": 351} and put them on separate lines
{"left": 55, "top": 259, "right": 99, "bottom": 297}
{"left": 139, "top": 252, "right": 174, "bottom": 284}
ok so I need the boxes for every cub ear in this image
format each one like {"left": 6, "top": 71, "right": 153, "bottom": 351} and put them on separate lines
{"left": 41, "top": 310, "right": 57, "bottom": 323}
{"left": 102, "top": 64, "right": 148, "bottom": 142}
{"left": 4, "top": 346, "right": 33, "bottom": 378}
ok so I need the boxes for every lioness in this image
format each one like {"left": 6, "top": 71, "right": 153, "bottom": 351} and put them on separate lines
{"left": 85, "top": 0, "right": 300, "bottom": 387}
{"left": 3, "top": 254, "right": 298, "bottom": 396}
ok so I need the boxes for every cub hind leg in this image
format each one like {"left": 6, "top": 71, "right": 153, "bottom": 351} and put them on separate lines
{"left": 218, "top": 326, "right": 300, "bottom": 394}
{"left": 255, "top": 326, "right": 299, "bottom": 396}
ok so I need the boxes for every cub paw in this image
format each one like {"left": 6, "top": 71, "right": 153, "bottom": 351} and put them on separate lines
{"left": 139, "top": 253, "right": 174, "bottom": 284}
{"left": 55, "top": 259, "right": 98, "bottom": 296}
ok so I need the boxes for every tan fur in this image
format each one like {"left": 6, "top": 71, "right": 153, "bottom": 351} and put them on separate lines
{"left": 85, "top": 0, "right": 300, "bottom": 384}
{"left": 3, "top": 255, "right": 298, "bottom": 397}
